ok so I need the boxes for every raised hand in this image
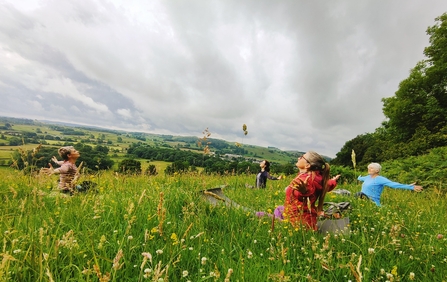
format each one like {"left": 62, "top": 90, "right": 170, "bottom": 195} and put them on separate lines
{"left": 292, "top": 175, "right": 310, "bottom": 194}
{"left": 40, "top": 163, "right": 55, "bottom": 175}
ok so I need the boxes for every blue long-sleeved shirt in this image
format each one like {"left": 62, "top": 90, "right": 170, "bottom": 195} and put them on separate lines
{"left": 357, "top": 175, "right": 414, "bottom": 206}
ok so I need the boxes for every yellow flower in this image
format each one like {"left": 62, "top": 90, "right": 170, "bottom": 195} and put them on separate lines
{"left": 391, "top": 265, "right": 398, "bottom": 276}
{"left": 170, "top": 233, "right": 179, "bottom": 245}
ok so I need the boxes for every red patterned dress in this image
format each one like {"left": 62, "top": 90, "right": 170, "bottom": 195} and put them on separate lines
{"left": 284, "top": 171, "right": 337, "bottom": 230}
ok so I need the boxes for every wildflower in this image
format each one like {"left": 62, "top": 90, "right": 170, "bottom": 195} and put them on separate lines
{"left": 182, "top": 270, "right": 189, "bottom": 277}
{"left": 391, "top": 265, "right": 398, "bottom": 276}
{"left": 189, "top": 247, "right": 194, "bottom": 250}
{"left": 142, "top": 252, "right": 152, "bottom": 260}
{"left": 13, "top": 249, "right": 21, "bottom": 254}
{"left": 201, "top": 257, "right": 207, "bottom": 265}
{"left": 247, "top": 250, "right": 253, "bottom": 259}
{"left": 409, "top": 272, "right": 415, "bottom": 280}
{"left": 170, "top": 233, "right": 179, "bottom": 245}
{"left": 156, "top": 249, "right": 163, "bottom": 255}
{"left": 368, "top": 248, "right": 374, "bottom": 254}
{"left": 437, "top": 234, "right": 443, "bottom": 239}
{"left": 128, "top": 235, "right": 133, "bottom": 240}
{"left": 143, "top": 268, "right": 152, "bottom": 278}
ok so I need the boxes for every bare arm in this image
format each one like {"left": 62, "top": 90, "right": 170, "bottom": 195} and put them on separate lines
{"left": 51, "top": 156, "right": 64, "bottom": 166}
{"left": 41, "top": 163, "right": 61, "bottom": 175}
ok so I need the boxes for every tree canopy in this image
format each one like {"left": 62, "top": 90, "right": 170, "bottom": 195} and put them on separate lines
{"left": 332, "top": 13, "right": 447, "bottom": 167}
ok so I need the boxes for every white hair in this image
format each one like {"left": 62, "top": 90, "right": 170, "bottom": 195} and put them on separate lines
{"left": 368, "top": 163, "right": 381, "bottom": 173}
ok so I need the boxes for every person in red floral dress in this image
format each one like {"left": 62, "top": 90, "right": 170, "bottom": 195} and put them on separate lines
{"left": 284, "top": 151, "right": 339, "bottom": 230}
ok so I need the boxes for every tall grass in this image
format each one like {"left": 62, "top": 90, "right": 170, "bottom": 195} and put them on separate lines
{"left": 0, "top": 169, "right": 446, "bottom": 281}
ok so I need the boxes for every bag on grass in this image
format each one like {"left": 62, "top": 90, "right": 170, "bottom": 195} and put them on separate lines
{"left": 317, "top": 202, "right": 351, "bottom": 235}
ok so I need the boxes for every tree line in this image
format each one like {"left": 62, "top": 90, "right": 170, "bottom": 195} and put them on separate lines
{"left": 126, "top": 142, "right": 296, "bottom": 175}
{"left": 12, "top": 143, "right": 114, "bottom": 173}
{"left": 332, "top": 13, "right": 447, "bottom": 168}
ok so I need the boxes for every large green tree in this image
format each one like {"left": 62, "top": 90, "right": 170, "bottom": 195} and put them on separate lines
{"left": 334, "top": 13, "right": 447, "bottom": 166}
{"left": 382, "top": 13, "right": 447, "bottom": 144}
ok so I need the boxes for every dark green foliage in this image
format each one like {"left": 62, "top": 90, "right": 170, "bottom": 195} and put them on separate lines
{"left": 145, "top": 164, "right": 158, "bottom": 175}
{"left": 118, "top": 159, "right": 142, "bottom": 174}
{"left": 11, "top": 146, "right": 55, "bottom": 172}
{"left": 11, "top": 143, "right": 114, "bottom": 172}
{"left": 74, "top": 143, "right": 114, "bottom": 171}
{"left": 335, "top": 13, "right": 447, "bottom": 167}
{"left": 8, "top": 137, "right": 22, "bottom": 146}
{"left": 277, "top": 163, "right": 296, "bottom": 175}
{"left": 164, "top": 160, "right": 190, "bottom": 175}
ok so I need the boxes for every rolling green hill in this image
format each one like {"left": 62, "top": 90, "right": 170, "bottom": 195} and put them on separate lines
{"left": 0, "top": 116, "right": 306, "bottom": 166}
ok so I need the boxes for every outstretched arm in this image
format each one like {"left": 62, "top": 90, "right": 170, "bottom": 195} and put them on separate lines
{"left": 51, "top": 156, "right": 64, "bottom": 166}
{"left": 379, "top": 176, "right": 422, "bottom": 191}
{"left": 267, "top": 172, "right": 282, "bottom": 180}
{"left": 327, "top": 174, "right": 341, "bottom": 191}
{"left": 41, "top": 163, "right": 61, "bottom": 175}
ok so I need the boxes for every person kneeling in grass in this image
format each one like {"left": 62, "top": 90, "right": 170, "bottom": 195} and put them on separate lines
{"left": 355, "top": 162, "right": 423, "bottom": 207}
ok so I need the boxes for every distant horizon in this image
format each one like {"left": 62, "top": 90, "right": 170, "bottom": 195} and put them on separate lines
{"left": 1, "top": 115, "right": 310, "bottom": 155}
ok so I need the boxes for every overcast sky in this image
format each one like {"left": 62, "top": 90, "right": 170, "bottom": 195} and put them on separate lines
{"left": 1, "top": 1, "right": 446, "bottom": 157}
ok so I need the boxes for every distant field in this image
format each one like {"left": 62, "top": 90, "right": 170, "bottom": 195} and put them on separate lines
{"left": 1, "top": 120, "right": 301, "bottom": 171}
{"left": 0, "top": 145, "right": 34, "bottom": 163}
{"left": 111, "top": 157, "right": 171, "bottom": 173}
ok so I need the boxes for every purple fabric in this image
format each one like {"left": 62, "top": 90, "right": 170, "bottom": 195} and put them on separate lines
{"left": 274, "top": 206, "right": 284, "bottom": 220}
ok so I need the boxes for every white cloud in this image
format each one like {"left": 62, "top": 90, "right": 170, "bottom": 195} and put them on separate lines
{"left": 1, "top": 0, "right": 446, "bottom": 157}
{"left": 117, "top": 108, "right": 132, "bottom": 119}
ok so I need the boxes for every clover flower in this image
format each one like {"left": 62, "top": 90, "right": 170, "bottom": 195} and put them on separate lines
{"left": 201, "top": 257, "right": 207, "bottom": 265}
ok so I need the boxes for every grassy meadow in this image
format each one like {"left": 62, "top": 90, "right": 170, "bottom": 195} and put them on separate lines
{"left": 1, "top": 166, "right": 446, "bottom": 282}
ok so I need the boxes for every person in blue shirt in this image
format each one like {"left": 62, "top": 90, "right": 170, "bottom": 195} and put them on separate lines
{"left": 356, "top": 162, "right": 423, "bottom": 206}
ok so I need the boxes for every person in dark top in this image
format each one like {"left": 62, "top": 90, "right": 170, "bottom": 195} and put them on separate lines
{"left": 249, "top": 160, "right": 282, "bottom": 188}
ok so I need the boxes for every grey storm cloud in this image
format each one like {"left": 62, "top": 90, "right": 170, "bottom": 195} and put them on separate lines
{"left": 1, "top": 0, "right": 447, "bottom": 157}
